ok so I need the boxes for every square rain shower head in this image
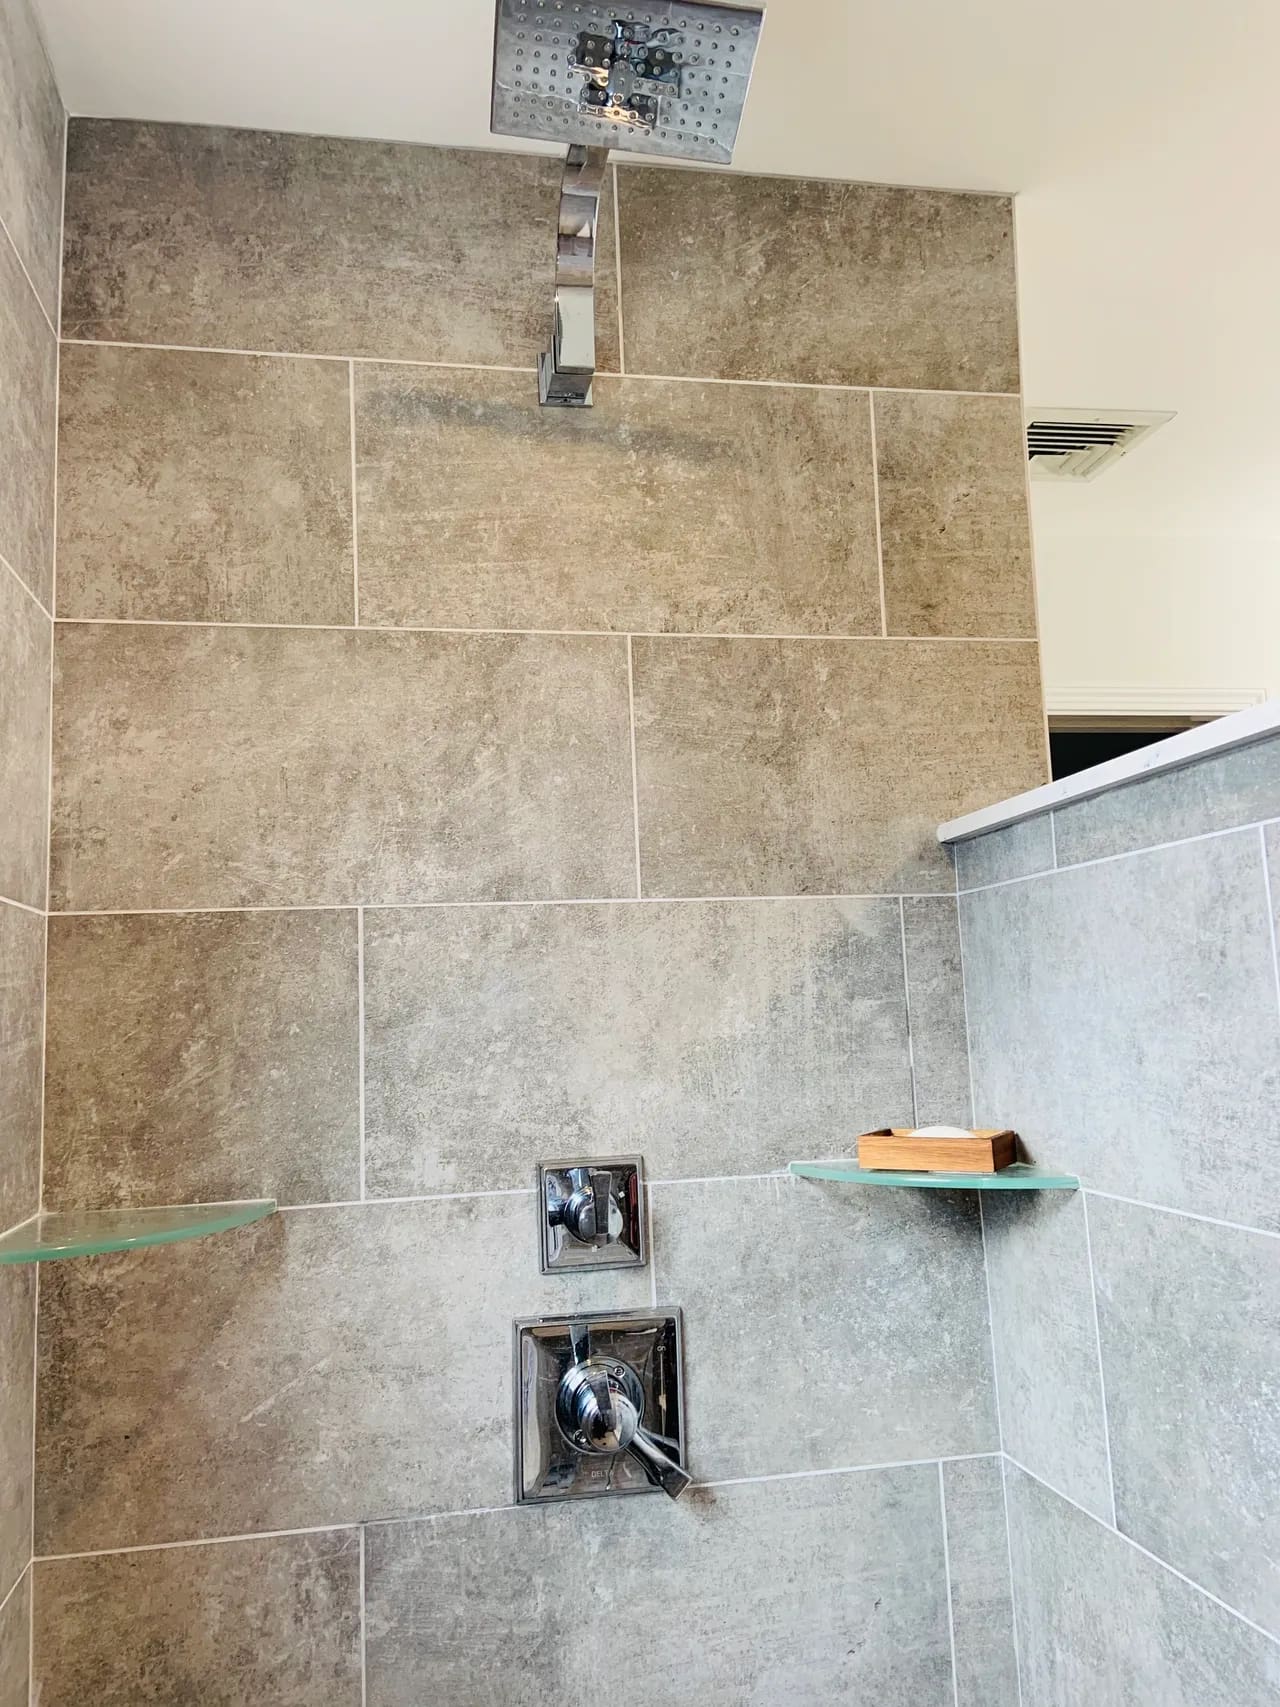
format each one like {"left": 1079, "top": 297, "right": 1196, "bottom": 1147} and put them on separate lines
{"left": 491, "top": 0, "right": 765, "bottom": 166}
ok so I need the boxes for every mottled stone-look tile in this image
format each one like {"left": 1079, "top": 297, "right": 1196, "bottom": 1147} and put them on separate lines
{"left": 0, "top": 567, "right": 50, "bottom": 908}
{"left": 954, "top": 812, "right": 1054, "bottom": 890}
{"left": 942, "top": 1458, "right": 1019, "bottom": 1707}
{"left": 1054, "top": 731, "right": 1280, "bottom": 865}
{"left": 44, "top": 910, "right": 359, "bottom": 1209}
{"left": 982, "top": 1192, "right": 1112, "bottom": 1520}
{"left": 0, "top": 1264, "right": 35, "bottom": 1598}
{"left": 0, "top": 1573, "right": 28, "bottom": 1707}
{"left": 367, "top": 1467, "right": 952, "bottom": 1707}
{"left": 875, "top": 392, "right": 1035, "bottom": 639}
{"left": 0, "top": 901, "right": 43, "bottom": 1228}
{"left": 62, "top": 120, "right": 619, "bottom": 369}
{"left": 0, "top": 0, "right": 63, "bottom": 321}
{"left": 903, "top": 896, "right": 972, "bottom": 1125}
{"left": 355, "top": 365, "right": 880, "bottom": 635}
{"left": 34, "top": 1532, "right": 363, "bottom": 1707}
{"left": 618, "top": 166, "right": 1018, "bottom": 392}
{"left": 364, "top": 897, "right": 911, "bottom": 1195}
{"left": 57, "top": 345, "right": 354, "bottom": 623}
{"left": 962, "top": 831, "right": 1280, "bottom": 1227}
{"left": 653, "top": 1178, "right": 996, "bottom": 1480}
{"left": 35, "top": 1196, "right": 647, "bottom": 1552}
{"left": 0, "top": 226, "right": 56, "bottom": 609}
{"left": 632, "top": 637, "right": 1045, "bottom": 896}
{"left": 1090, "top": 1195, "right": 1280, "bottom": 1634}
{"left": 51, "top": 623, "right": 635, "bottom": 910}
{"left": 1006, "top": 1465, "right": 1280, "bottom": 1706}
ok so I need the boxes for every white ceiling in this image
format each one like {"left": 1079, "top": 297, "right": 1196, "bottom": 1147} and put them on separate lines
{"left": 31, "top": 0, "right": 1280, "bottom": 693}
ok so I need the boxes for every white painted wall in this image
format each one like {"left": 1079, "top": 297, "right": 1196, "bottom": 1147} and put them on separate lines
{"left": 1016, "top": 4, "right": 1280, "bottom": 710}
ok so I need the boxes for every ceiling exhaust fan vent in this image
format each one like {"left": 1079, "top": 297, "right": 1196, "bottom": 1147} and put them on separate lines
{"left": 1026, "top": 408, "right": 1175, "bottom": 481}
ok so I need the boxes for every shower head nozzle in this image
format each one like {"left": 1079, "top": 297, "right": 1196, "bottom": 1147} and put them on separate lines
{"left": 491, "top": 0, "right": 765, "bottom": 167}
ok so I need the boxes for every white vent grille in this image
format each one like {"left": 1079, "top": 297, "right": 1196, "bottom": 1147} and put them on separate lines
{"left": 1026, "top": 408, "right": 1174, "bottom": 481}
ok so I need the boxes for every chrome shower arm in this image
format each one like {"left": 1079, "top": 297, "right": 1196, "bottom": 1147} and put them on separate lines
{"left": 538, "top": 143, "right": 609, "bottom": 407}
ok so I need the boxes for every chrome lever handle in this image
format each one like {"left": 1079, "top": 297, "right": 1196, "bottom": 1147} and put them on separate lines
{"left": 626, "top": 1426, "right": 693, "bottom": 1501}
{"left": 550, "top": 1166, "right": 613, "bottom": 1247}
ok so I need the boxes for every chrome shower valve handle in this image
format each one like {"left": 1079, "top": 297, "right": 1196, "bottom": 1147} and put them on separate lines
{"left": 556, "top": 1342, "right": 692, "bottom": 1500}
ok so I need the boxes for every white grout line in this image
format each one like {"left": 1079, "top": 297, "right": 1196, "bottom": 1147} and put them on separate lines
{"left": 1259, "top": 823, "right": 1280, "bottom": 1036}
{"left": 867, "top": 392, "right": 888, "bottom": 636}
{"left": 897, "top": 898, "right": 919, "bottom": 1125}
{"left": 625, "top": 636, "right": 643, "bottom": 898}
{"left": 938, "top": 1464, "right": 960, "bottom": 1707}
{"left": 955, "top": 814, "right": 1280, "bottom": 896}
{"left": 356, "top": 909, "right": 366, "bottom": 1202}
{"left": 1048, "top": 810, "right": 1058, "bottom": 869}
{"left": 276, "top": 1187, "right": 535, "bottom": 1213}
{"left": 0, "top": 894, "right": 44, "bottom": 917}
{"left": 57, "top": 335, "right": 1021, "bottom": 401}
{"left": 50, "top": 892, "right": 949, "bottom": 918}
{"left": 647, "top": 1183, "right": 658, "bottom": 1309}
{"left": 999, "top": 1456, "right": 1026, "bottom": 1707}
{"left": 953, "top": 892, "right": 978, "bottom": 1128}
{"left": 611, "top": 160, "right": 626, "bottom": 374}
{"left": 0, "top": 1558, "right": 26, "bottom": 1619}
{"left": 358, "top": 1526, "right": 368, "bottom": 1707}
{"left": 647, "top": 1170, "right": 786, "bottom": 1189}
{"left": 1083, "top": 1187, "right": 1280, "bottom": 1244}
{"left": 52, "top": 612, "right": 1039, "bottom": 645}
{"left": 35, "top": 1521, "right": 361, "bottom": 1564}
{"left": 1003, "top": 1455, "right": 1280, "bottom": 1652}
{"left": 1078, "top": 1192, "right": 1118, "bottom": 1527}
{"left": 701, "top": 1452, "right": 1000, "bottom": 1492}
{"left": 348, "top": 359, "right": 360, "bottom": 625}
{"left": 978, "top": 1198, "right": 1006, "bottom": 1450}
{"left": 0, "top": 550, "right": 52, "bottom": 621}
{"left": 0, "top": 204, "right": 57, "bottom": 339}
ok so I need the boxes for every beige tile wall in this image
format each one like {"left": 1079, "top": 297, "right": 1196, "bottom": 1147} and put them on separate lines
{"left": 32, "top": 117, "right": 1041, "bottom": 1704}
{"left": 0, "top": 0, "right": 63, "bottom": 1695}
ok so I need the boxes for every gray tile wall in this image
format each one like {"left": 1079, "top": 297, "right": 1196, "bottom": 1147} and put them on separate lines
{"left": 954, "top": 730, "right": 1280, "bottom": 1697}
{"left": 33, "top": 116, "right": 1044, "bottom": 1701}
{"left": 0, "top": 2, "right": 62, "bottom": 1700}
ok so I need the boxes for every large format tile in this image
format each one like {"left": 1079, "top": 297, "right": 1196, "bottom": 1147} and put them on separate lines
{"left": 44, "top": 910, "right": 360, "bottom": 1209}
{"left": 1006, "top": 1465, "right": 1280, "bottom": 1706}
{"left": 34, "top": 1531, "right": 363, "bottom": 1707}
{"left": 982, "top": 1191, "right": 1112, "bottom": 1520}
{"left": 962, "top": 830, "right": 1280, "bottom": 1227}
{"left": 366, "top": 1467, "right": 953, "bottom": 1707}
{"left": 652, "top": 1177, "right": 996, "bottom": 1480}
{"left": 1054, "top": 732, "right": 1280, "bottom": 865}
{"left": 618, "top": 167, "right": 1018, "bottom": 392}
{"left": 35, "top": 1195, "right": 647, "bottom": 1552}
{"left": 62, "top": 120, "right": 619, "bottom": 369}
{"left": 1090, "top": 1194, "right": 1280, "bottom": 1634}
{"left": 632, "top": 637, "right": 1045, "bottom": 896}
{"left": 354, "top": 365, "right": 881, "bottom": 635}
{"left": 51, "top": 623, "right": 635, "bottom": 910}
{"left": 942, "top": 1458, "right": 1019, "bottom": 1707}
{"left": 0, "top": 1264, "right": 35, "bottom": 1599}
{"left": 0, "top": 567, "right": 50, "bottom": 908}
{"left": 0, "top": 901, "right": 43, "bottom": 1228}
{"left": 902, "top": 896, "right": 972, "bottom": 1125}
{"left": 0, "top": 227, "right": 56, "bottom": 609}
{"left": 875, "top": 393, "right": 1034, "bottom": 639}
{"left": 364, "top": 897, "right": 912, "bottom": 1195}
{"left": 0, "top": 1573, "right": 28, "bottom": 1707}
{"left": 0, "top": 0, "right": 63, "bottom": 320}
{"left": 57, "top": 345, "right": 355, "bottom": 623}
{"left": 954, "top": 812, "right": 1054, "bottom": 890}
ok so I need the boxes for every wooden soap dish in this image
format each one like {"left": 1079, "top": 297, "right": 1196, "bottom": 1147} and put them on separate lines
{"left": 856, "top": 1127, "right": 1018, "bottom": 1174}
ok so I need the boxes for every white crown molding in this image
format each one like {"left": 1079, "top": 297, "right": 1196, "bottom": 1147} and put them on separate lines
{"left": 1043, "top": 683, "right": 1268, "bottom": 719}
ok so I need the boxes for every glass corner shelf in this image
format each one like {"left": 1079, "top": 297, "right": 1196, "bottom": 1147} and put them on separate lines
{"left": 787, "top": 1160, "right": 1078, "bottom": 1192}
{"left": 0, "top": 1200, "right": 277, "bottom": 1264}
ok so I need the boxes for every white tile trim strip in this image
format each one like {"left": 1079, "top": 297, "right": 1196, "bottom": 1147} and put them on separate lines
{"left": 32, "top": 1454, "right": 1004, "bottom": 1563}
{"left": 938, "top": 1463, "right": 961, "bottom": 1707}
{"left": 939, "top": 698, "right": 1280, "bottom": 843}
{"left": 1003, "top": 1454, "right": 1280, "bottom": 1652}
